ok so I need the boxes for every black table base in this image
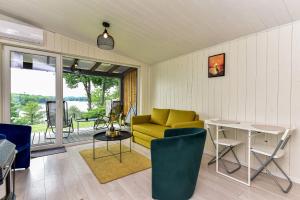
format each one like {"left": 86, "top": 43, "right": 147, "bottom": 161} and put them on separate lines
{"left": 92, "top": 131, "right": 132, "bottom": 163}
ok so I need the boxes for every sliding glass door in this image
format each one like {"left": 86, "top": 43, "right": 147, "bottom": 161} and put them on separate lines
{"left": 62, "top": 57, "right": 121, "bottom": 144}
{"left": 2, "top": 46, "right": 63, "bottom": 150}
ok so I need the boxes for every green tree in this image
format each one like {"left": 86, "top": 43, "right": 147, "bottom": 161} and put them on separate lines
{"left": 92, "top": 85, "right": 120, "bottom": 108}
{"left": 10, "top": 101, "right": 20, "bottom": 123}
{"left": 105, "top": 86, "right": 120, "bottom": 101}
{"left": 63, "top": 73, "right": 120, "bottom": 109}
{"left": 99, "top": 77, "right": 120, "bottom": 106}
{"left": 68, "top": 105, "right": 81, "bottom": 119}
{"left": 91, "top": 88, "right": 103, "bottom": 108}
{"left": 21, "top": 102, "right": 44, "bottom": 125}
{"left": 64, "top": 73, "right": 101, "bottom": 110}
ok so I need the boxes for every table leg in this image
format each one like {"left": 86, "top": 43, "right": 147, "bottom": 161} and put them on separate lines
{"left": 5, "top": 169, "right": 11, "bottom": 198}
{"left": 93, "top": 138, "right": 95, "bottom": 160}
{"left": 77, "top": 121, "right": 79, "bottom": 134}
{"left": 130, "top": 137, "right": 132, "bottom": 152}
{"left": 13, "top": 158, "right": 15, "bottom": 198}
{"left": 119, "top": 140, "right": 122, "bottom": 163}
{"left": 216, "top": 125, "right": 219, "bottom": 173}
{"left": 248, "top": 130, "right": 252, "bottom": 186}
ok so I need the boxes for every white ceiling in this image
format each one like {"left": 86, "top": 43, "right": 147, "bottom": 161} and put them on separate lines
{"left": 0, "top": 0, "right": 300, "bottom": 64}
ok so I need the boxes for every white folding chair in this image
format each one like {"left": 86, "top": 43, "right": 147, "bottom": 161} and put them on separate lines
{"left": 207, "top": 127, "right": 243, "bottom": 174}
{"left": 251, "top": 129, "right": 293, "bottom": 193}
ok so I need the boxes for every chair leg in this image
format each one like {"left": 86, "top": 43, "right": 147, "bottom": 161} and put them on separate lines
{"left": 227, "top": 147, "right": 241, "bottom": 173}
{"left": 66, "top": 126, "right": 71, "bottom": 138}
{"left": 31, "top": 132, "right": 35, "bottom": 145}
{"left": 252, "top": 153, "right": 293, "bottom": 193}
{"left": 272, "top": 160, "right": 293, "bottom": 193}
{"left": 208, "top": 146, "right": 231, "bottom": 165}
{"left": 251, "top": 152, "right": 273, "bottom": 181}
{"left": 208, "top": 146, "right": 241, "bottom": 174}
{"left": 220, "top": 147, "right": 241, "bottom": 174}
{"left": 93, "top": 121, "right": 97, "bottom": 129}
{"left": 70, "top": 122, "right": 74, "bottom": 133}
{"left": 44, "top": 125, "right": 49, "bottom": 139}
{"left": 50, "top": 125, "right": 55, "bottom": 134}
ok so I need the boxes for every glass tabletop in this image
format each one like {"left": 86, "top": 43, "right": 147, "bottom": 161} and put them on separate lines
{"left": 76, "top": 118, "right": 98, "bottom": 122}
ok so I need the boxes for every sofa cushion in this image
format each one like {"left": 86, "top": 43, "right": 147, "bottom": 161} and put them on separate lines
{"left": 133, "top": 123, "right": 169, "bottom": 138}
{"left": 150, "top": 108, "right": 170, "bottom": 126}
{"left": 166, "top": 109, "right": 196, "bottom": 127}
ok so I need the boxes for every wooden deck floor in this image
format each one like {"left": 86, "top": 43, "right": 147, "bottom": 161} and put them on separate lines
{"left": 31, "top": 125, "right": 128, "bottom": 146}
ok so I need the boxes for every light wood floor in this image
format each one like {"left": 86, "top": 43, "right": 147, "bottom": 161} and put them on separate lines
{"left": 10, "top": 141, "right": 300, "bottom": 200}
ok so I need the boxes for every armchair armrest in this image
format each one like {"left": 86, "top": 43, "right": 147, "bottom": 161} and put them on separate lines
{"left": 171, "top": 120, "right": 204, "bottom": 128}
{"left": 16, "top": 143, "right": 30, "bottom": 153}
{"left": 131, "top": 115, "right": 151, "bottom": 125}
{"left": 0, "top": 134, "right": 6, "bottom": 140}
{"left": 164, "top": 128, "right": 206, "bottom": 138}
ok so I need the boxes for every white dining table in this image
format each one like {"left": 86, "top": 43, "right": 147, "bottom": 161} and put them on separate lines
{"left": 205, "top": 119, "right": 285, "bottom": 186}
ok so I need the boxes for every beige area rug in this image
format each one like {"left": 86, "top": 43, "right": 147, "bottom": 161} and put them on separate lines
{"left": 79, "top": 144, "right": 151, "bottom": 183}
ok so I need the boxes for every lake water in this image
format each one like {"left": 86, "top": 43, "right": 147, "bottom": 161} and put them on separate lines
{"left": 65, "top": 101, "right": 89, "bottom": 111}
{"left": 39, "top": 101, "right": 89, "bottom": 112}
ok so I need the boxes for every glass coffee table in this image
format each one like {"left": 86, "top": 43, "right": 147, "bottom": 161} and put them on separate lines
{"left": 76, "top": 118, "right": 98, "bottom": 133}
{"left": 93, "top": 130, "right": 132, "bottom": 162}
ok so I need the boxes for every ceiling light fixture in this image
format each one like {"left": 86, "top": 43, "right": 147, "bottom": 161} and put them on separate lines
{"left": 97, "top": 22, "right": 114, "bottom": 50}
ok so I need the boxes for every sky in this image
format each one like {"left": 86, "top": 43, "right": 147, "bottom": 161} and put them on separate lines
{"left": 11, "top": 68, "right": 87, "bottom": 97}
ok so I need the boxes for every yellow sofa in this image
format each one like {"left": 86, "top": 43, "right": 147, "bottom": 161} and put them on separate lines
{"left": 131, "top": 108, "right": 204, "bottom": 148}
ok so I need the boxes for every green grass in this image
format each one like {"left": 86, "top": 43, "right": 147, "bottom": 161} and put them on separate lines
{"left": 31, "top": 121, "right": 96, "bottom": 133}
{"left": 31, "top": 123, "right": 47, "bottom": 133}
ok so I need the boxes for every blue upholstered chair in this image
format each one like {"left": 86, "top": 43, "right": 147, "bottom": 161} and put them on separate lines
{"left": 151, "top": 128, "right": 207, "bottom": 200}
{"left": 0, "top": 134, "right": 6, "bottom": 140}
{"left": 0, "top": 123, "right": 31, "bottom": 169}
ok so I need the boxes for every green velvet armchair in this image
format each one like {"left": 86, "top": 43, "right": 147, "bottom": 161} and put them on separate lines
{"left": 151, "top": 128, "right": 207, "bottom": 200}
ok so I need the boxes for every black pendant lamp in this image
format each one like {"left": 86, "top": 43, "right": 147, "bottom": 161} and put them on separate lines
{"left": 97, "top": 22, "right": 114, "bottom": 50}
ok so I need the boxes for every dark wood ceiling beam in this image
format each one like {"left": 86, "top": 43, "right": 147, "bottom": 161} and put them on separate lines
{"left": 71, "top": 59, "right": 79, "bottom": 71}
{"left": 90, "top": 62, "right": 102, "bottom": 71}
{"left": 107, "top": 65, "right": 120, "bottom": 73}
{"left": 63, "top": 67, "right": 122, "bottom": 78}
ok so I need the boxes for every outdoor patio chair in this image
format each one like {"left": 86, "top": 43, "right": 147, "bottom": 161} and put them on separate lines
{"left": 251, "top": 129, "right": 293, "bottom": 193}
{"left": 124, "top": 103, "right": 137, "bottom": 126}
{"left": 94, "top": 100, "right": 123, "bottom": 129}
{"left": 207, "top": 127, "right": 243, "bottom": 174}
{"left": 44, "top": 101, "right": 74, "bottom": 138}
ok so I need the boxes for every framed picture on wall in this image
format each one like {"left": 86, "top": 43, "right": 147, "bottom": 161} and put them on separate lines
{"left": 208, "top": 53, "right": 225, "bottom": 78}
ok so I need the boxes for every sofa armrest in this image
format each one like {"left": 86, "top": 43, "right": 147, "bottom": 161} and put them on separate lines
{"left": 131, "top": 115, "right": 151, "bottom": 125}
{"left": 171, "top": 120, "right": 204, "bottom": 128}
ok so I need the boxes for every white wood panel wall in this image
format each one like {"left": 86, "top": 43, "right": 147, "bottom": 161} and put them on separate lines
{"left": 150, "top": 21, "right": 300, "bottom": 183}
{"left": 0, "top": 30, "right": 150, "bottom": 114}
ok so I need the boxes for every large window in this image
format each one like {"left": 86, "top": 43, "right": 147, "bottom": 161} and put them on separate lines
{"left": 3, "top": 46, "right": 137, "bottom": 149}
{"left": 10, "top": 51, "right": 57, "bottom": 146}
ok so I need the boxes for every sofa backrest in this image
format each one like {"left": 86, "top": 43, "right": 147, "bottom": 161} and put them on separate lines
{"left": 150, "top": 108, "right": 170, "bottom": 126}
{"left": 166, "top": 109, "right": 196, "bottom": 127}
{"left": 150, "top": 108, "right": 198, "bottom": 127}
